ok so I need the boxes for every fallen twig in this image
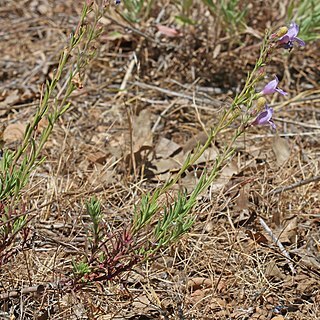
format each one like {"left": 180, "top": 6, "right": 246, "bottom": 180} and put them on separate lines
{"left": 133, "top": 81, "right": 223, "bottom": 107}
{"left": 259, "top": 217, "right": 296, "bottom": 274}
{"left": 119, "top": 52, "right": 138, "bottom": 92}
{"left": 0, "top": 285, "right": 45, "bottom": 300}
{"left": 269, "top": 175, "right": 320, "bottom": 195}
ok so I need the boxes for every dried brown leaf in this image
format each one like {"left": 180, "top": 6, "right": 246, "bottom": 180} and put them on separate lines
{"left": 3, "top": 122, "right": 26, "bottom": 143}
{"left": 290, "top": 248, "right": 320, "bottom": 270}
{"left": 0, "top": 90, "right": 20, "bottom": 107}
{"left": 265, "top": 259, "right": 286, "bottom": 280}
{"left": 195, "top": 146, "right": 219, "bottom": 164}
{"left": 86, "top": 151, "right": 108, "bottom": 165}
{"left": 209, "top": 160, "right": 238, "bottom": 192}
{"left": 156, "top": 25, "right": 180, "bottom": 37}
{"left": 272, "top": 136, "right": 291, "bottom": 166}
{"left": 132, "top": 109, "right": 153, "bottom": 152}
{"left": 153, "top": 157, "right": 183, "bottom": 173}
{"left": 0, "top": 90, "right": 20, "bottom": 115}
{"left": 278, "top": 216, "right": 297, "bottom": 244}
{"left": 271, "top": 316, "right": 285, "bottom": 320}
{"left": 188, "top": 289, "right": 210, "bottom": 303}
{"left": 155, "top": 137, "right": 181, "bottom": 159}
{"left": 236, "top": 186, "right": 249, "bottom": 210}
{"left": 187, "top": 277, "right": 213, "bottom": 290}
{"left": 245, "top": 230, "right": 269, "bottom": 245}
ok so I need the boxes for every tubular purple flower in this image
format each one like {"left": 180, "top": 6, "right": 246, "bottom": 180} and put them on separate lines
{"left": 260, "top": 76, "right": 287, "bottom": 96}
{"left": 252, "top": 105, "right": 276, "bottom": 130}
{"left": 278, "top": 22, "right": 305, "bottom": 49}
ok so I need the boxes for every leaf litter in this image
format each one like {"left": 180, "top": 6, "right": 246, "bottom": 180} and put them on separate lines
{"left": 0, "top": 0, "right": 320, "bottom": 319}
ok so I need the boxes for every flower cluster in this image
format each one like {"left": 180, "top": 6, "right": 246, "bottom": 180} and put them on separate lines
{"left": 277, "top": 22, "right": 305, "bottom": 50}
{"left": 252, "top": 22, "right": 305, "bottom": 131}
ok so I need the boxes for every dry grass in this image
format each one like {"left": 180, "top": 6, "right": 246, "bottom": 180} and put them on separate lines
{"left": 0, "top": 0, "right": 319, "bottom": 319}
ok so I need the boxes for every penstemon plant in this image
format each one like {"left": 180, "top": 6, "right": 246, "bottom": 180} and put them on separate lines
{"left": 75, "top": 21, "right": 307, "bottom": 282}
{"left": 131, "top": 21, "right": 306, "bottom": 259}
{"left": 0, "top": 1, "right": 101, "bottom": 203}
{"left": 72, "top": 21, "right": 306, "bottom": 286}
{"left": 0, "top": 0, "right": 118, "bottom": 266}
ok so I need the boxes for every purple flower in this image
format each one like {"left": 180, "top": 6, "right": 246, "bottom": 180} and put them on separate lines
{"left": 278, "top": 22, "right": 305, "bottom": 49}
{"left": 260, "top": 76, "right": 287, "bottom": 96}
{"left": 252, "top": 105, "right": 276, "bottom": 130}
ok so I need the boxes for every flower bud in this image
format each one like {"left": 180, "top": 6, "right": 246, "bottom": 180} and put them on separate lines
{"left": 258, "top": 67, "right": 266, "bottom": 77}
{"left": 256, "top": 97, "right": 267, "bottom": 112}
{"left": 276, "top": 26, "right": 288, "bottom": 37}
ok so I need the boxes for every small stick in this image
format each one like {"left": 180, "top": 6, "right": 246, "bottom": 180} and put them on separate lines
{"left": 259, "top": 217, "right": 296, "bottom": 274}
{"left": 125, "top": 104, "right": 137, "bottom": 179}
{"left": 273, "top": 116, "right": 320, "bottom": 129}
{"left": 133, "top": 81, "right": 223, "bottom": 107}
{"left": 269, "top": 175, "right": 320, "bottom": 195}
{"left": 119, "top": 52, "right": 137, "bottom": 92}
{"left": 151, "top": 100, "right": 176, "bottom": 133}
{"left": 0, "top": 285, "right": 45, "bottom": 300}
